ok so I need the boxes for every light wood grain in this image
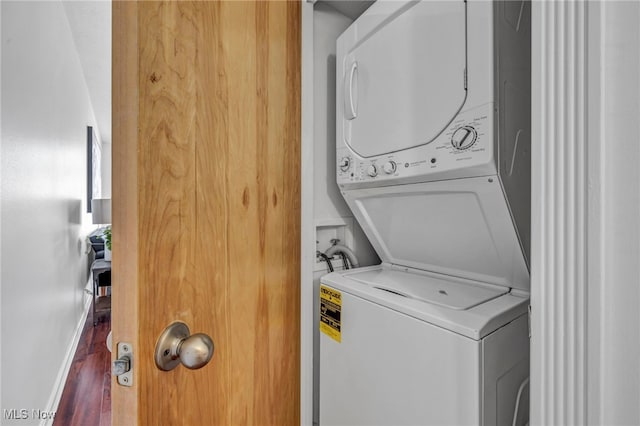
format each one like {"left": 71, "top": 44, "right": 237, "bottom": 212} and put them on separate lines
{"left": 111, "top": 1, "right": 139, "bottom": 425}
{"left": 113, "top": 1, "right": 300, "bottom": 424}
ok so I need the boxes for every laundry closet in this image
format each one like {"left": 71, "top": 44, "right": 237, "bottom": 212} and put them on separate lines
{"left": 303, "top": 1, "right": 531, "bottom": 425}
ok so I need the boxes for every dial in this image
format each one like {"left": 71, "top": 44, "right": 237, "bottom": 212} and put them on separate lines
{"left": 367, "top": 164, "right": 378, "bottom": 177}
{"left": 338, "top": 156, "right": 351, "bottom": 172}
{"left": 383, "top": 161, "right": 397, "bottom": 174}
{"left": 451, "top": 126, "right": 478, "bottom": 150}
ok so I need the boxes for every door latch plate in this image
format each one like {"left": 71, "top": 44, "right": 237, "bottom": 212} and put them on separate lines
{"left": 115, "top": 342, "right": 133, "bottom": 387}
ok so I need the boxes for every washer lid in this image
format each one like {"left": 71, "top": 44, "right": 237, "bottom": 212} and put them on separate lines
{"left": 321, "top": 265, "right": 529, "bottom": 340}
{"left": 345, "top": 268, "right": 507, "bottom": 310}
{"left": 339, "top": 0, "right": 467, "bottom": 158}
{"left": 343, "top": 177, "right": 530, "bottom": 291}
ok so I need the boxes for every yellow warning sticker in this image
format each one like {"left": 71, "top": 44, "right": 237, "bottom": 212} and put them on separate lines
{"left": 320, "top": 285, "right": 342, "bottom": 343}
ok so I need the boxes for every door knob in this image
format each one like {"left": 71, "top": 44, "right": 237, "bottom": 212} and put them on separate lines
{"left": 154, "top": 322, "right": 215, "bottom": 371}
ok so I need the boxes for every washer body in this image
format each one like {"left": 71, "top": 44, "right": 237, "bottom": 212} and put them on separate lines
{"left": 320, "top": 265, "right": 529, "bottom": 425}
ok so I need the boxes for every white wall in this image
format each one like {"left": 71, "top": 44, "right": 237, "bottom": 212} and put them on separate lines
{"left": 311, "top": 4, "right": 380, "bottom": 425}
{"left": 595, "top": 2, "right": 640, "bottom": 423}
{"left": 1, "top": 1, "right": 99, "bottom": 423}
{"left": 313, "top": 4, "right": 353, "bottom": 225}
{"left": 312, "top": 3, "right": 379, "bottom": 271}
{"left": 101, "top": 143, "right": 112, "bottom": 198}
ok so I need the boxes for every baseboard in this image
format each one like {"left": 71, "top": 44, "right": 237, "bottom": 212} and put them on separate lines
{"left": 41, "top": 289, "right": 92, "bottom": 426}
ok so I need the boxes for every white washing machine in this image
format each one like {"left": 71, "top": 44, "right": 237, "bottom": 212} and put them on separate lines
{"left": 320, "top": 0, "right": 531, "bottom": 425}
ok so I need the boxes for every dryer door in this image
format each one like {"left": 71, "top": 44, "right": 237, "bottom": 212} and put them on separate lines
{"left": 339, "top": 1, "right": 467, "bottom": 158}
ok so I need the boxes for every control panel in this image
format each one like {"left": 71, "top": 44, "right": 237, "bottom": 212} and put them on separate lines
{"left": 337, "top": 104, "right": 494, "bottom": 186}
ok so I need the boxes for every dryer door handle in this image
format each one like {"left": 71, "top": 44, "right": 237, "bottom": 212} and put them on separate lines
{"left": 344, "top": 61, "right": 358, "bottom": 120}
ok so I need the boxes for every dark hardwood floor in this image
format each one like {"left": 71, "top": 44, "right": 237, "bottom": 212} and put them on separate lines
{"left": 54, "top": 309, "right": 111, "bottom": 426}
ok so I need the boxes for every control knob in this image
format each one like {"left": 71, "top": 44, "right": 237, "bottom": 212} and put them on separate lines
{"left": 338, "top": 156, "right": 351, "bottom": 172}
{"left": 451, "top": 126, "right": 478, "bottom": 150}
{"left": 383, "top": 161, "right": 397, "bottom": 174}
{"left": 367, "top": 164, "right": 378, "bottom": 177}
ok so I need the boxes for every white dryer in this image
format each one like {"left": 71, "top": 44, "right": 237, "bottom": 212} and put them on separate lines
{"left": 320, "top": 0, "right": 531, "bottom": 425}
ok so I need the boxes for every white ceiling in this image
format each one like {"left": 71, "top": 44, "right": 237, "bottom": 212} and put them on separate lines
{"left": 62, "top": 1, "right": 112, "bottom": 144}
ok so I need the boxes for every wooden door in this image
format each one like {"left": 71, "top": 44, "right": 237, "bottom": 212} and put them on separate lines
{"left": 112, "top": 2, "right": 301, "bottom": 424}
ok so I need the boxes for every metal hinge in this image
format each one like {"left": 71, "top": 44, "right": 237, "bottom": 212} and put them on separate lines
{"left": 113, "top": 342, "right": 133, "bottom": 387}
{"left": 527, "top": 305, "right": 532, "bottom": 339}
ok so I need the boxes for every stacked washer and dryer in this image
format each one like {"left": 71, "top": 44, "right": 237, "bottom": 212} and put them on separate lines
{"left": 319, "top": 0, "right": 531, "bottom": 425}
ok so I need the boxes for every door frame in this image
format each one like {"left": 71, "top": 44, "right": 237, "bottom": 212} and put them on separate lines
{"left": 111, "top": 2, "right": 139, "bottom": 424}
{"left": 300, "top": 1, "right": 315, "bottom": 425}
{"left": 531, "top": 1, "right": 640, "bottom": 424}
